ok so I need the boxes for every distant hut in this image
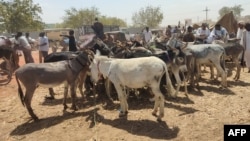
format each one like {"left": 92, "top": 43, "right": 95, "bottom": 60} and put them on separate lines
{"left": 210, "top": 11, "right": 238, "bottom": 34}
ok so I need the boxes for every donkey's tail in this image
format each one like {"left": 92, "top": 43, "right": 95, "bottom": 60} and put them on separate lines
{"left": 15, "top": 74, "right": 25, "bottom": 107}
{"left": 163, "top": 64, "right": 176, "bottom": 98}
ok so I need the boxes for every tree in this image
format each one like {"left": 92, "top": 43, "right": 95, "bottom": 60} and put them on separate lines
{"left": 62, "top": 7, "right": 127, "bottom": 28}
{"left": 100, "top": 16, "right": 127, "bottom": 27}
{"left": 63, "top": 7, "right": 100, "bottom": 28}
{"left": 219, "top": 5, "right": 243, "bottom": 19}
{"left": 131, "top": 6, "right": 163, "bottom": 28}
{"left": 0, "top": 0, "right": 44, "bottom": 33}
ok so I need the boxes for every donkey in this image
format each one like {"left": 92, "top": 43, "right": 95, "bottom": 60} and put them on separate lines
{"left": 89, "top": 53, "right": 176, "bottom": 122}
{"left": 15, "top": 50, "right": 93, "bottom": 120}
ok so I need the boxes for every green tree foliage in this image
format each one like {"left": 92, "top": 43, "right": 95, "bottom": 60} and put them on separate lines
{"left": 63, "top": 6, "right": 126, "bottom": 28}
{"left": 100, "top": 16, "right": 127, "bottom": 27}
{"left": 219, "top": 5, "right": 243, "bottom": 19}
{"left": 131, "top": 6, "right": 163, "bottom": 28}
{"left": 0, "top": 0, "right": 44, "bottom": 33}
{"left": 63, "top": 7, "right": 100, "bottom": 28}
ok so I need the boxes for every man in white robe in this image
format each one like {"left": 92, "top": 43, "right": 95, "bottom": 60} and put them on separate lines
{"left": 142, "top": 27, "right": 152, "bottom": 44}
{"left": 240, "top": 22, "right": 250, "bottom": 72}
{"left": 236, "top": 21, "right": 245, "bottom": 44}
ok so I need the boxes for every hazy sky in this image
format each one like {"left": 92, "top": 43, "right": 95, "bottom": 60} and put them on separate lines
{"left": 33, "top": 0, "right": 250, "bottom": 26}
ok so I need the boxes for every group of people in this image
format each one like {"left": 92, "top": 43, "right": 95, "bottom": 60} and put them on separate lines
{"left": 10, "top": 17, "right": 104, "bottom": 67}
{"left": 12, "top": 29, "right": 80, "bottom": 66}
{"left": 11, "top": 17, "right": 250, "bottom": 73}
{"left": 181, "top": 23, "right": 230, "bottom": 43}
{"left": 165, "top": 21, "right": 250, "bottom": 72}
{"left": 13, "top": 31, "right": 49, "bottom": 65}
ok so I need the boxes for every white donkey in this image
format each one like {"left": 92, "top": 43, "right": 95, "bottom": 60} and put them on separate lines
{"left": 89, "top": 51, "right": 176, "bottom": 121}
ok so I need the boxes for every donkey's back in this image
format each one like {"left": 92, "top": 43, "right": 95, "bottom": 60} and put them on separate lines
{"left": 15, "top": 61, "right": 71, "bottom": 88}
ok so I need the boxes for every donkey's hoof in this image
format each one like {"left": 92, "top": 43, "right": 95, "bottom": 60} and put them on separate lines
{"left": 45, "top": 96, "right": 55, "bottom": 100}
{"left": 70, "top": 105, "right": 78, "bottom": 111}
{"left": 63, "top": 105, "right": 68, "bottom": 111}
{"left": 152, "top": 112, "right": 157, "bottom": 117}
{"left": 119, "top": 111, "right": 128, "bottom": 117}
{"left": 32, "top": 116, "right": 39, "bottom": 121}
{"left": 157, "top": 118, "right": 162, "bottom": 122}
{"left": 219, "top": 86, "right": 227, "bottom": 90}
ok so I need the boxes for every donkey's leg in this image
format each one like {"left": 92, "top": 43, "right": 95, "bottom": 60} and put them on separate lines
{"left": 84, "top": 75, "right": 93, "bottom": 96}
{"left": 151, "top": 86, "right": 165, "bottom": 122}
{"left": 63, "top": 83, "right": 69, "bottom": 110}
{"left": 78, "top": 75, "right": 85, "bottom": 100}
{"left": 213, "top": 61, "right": 227, "bottom": 88}
{"left": 70, "top": 82, "right": 77, "bottom": 111}
{"left": 234, "top": 57, "right": 241, "bottom": 80}
{"left": 209, "top": 65, "right": 215, "bottom": 79}
{"left": 172, "top": 69, "right": 181, "bottom": 96}
{"left": 105, "top": 79, "right": 114, "bottom": 102}
{"left": 122, "top": 86, "right": 129, "bottom": 112}
{"left": 78, "top": 70, "right": 88, "bottom": 100}
{"left": 113, "top": 84, "right": 127, "bottom": 117}
{"left": 24, "top": 87, "right": 38, "bottom": 120}
{"left": 46, "top": 88, "right": 55, "bottom": 100}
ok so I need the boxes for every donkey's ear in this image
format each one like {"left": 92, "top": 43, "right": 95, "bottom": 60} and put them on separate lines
{"left": 88, "top": 54, "right": 94, "bottom": 63}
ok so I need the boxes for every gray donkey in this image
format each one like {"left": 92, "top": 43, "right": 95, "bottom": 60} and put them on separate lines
{"left": 15, "top": 50, "right": 94, "bottom": 121}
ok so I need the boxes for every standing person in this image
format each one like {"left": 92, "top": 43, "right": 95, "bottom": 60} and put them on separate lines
{"left": 208, "top": 24, "right": 229, "bottom": 43}
{"left": 240, "top": 22, "right": 250, "bottom": 73}
{"left": 142, "top": 26, "right": 152, "bottom": 44}
{"left": 25, "top": 32, "right": 36, "bottom": 50}
{"left": 91, "top": 18, "right": 105, "bottom": 40}
{"left": 25, "top": 32, "right": 35, "bottom": 43}
{"left": 182, "top": 26, "right": 195, "bottom": 42}
{"left": 237, "top": 21, "right": 245, "bottom": 40}
{"left": 195, "top": 23, "right": 210, "bottom": 43}
{"left": 60, "top": 30, "right": 77, "bottom": 52}
{"left": 15, "top": 32, "right": 34, "bottom": 63}
{"left": 165, "top": 25, "right": 172, "bottom": 39}
{"left": 38, "top": 32, "right": 49, "bottom": 63}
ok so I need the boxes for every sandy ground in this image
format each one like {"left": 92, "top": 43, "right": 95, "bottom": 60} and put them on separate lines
{"left": 0, "top": 50, "right": 250, "bottom": 141}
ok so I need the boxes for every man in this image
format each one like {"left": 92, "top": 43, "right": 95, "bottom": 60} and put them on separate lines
{"left": 237, "top": 21, "right": 245, "bottom": 40}
{"left": 240, "top": 22, "right": 250, "bottom": 73}
{"left": 38, "top": 32, "right": 49, "bottom": 63}
{"left": 165, "top": 25, "right": 172, "bottom": 39}
{"left": 195, "top": 23, "right": 210, "bottom": 43}
{"left": 60, "top": 30, "right": 77, "bottom": 51}
{"left": 16, "top": 32, "right": 34, "bottom": 63}
{"left": 25, "top": 32, "right": 36, "bottom": 50}
{"left": 91, "top": 18, "right": 105, "bottom": 40}
{"left": 183, "top": 26, "right": 195, "bottom": 42}
{"left": 25, "top": 32, "right": 35, "bottom": 43}
{"left": 142, "top": 26, "right": 152, "bottom": 43}
{"left": 208, "top": 24, "right": 229, "bottom": 43}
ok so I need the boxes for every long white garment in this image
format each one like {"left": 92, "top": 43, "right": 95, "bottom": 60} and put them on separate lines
{"left": 244, "top": 31, "right": 250, "bottom": 68}
{"left": 208, "top": 27, "right": 229, "bottom": 43}
{"left": 236, "top": 28, "right": 244, "bottom": 39}
{"left": 39, "top": 36, "right": 49, "bottom": 52}
{"left": 143, "top": 30, "right": 152, "bottom": 43}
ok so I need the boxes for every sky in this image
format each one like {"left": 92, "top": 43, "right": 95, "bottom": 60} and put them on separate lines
{"left": 33, "top": 0, "right": 250, "bottom": 26}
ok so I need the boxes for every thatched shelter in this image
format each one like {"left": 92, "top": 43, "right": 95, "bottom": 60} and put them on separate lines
{"left": 210, "top": 11, "right": 238, "bottom": 34}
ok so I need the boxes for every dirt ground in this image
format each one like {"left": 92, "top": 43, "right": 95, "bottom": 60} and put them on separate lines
{"left": 1, "top": 50, "right": 250, "bottom": 141}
